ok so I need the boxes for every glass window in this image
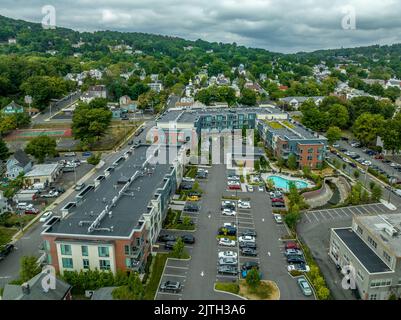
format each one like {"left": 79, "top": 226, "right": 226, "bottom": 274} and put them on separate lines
{"left": 81, "top": 246, "right": 88, "bottom": 257}
{"left": 83, "top": 259, "right": 90, "bottom": 270}
{"left": 99, "top": 260, "right": 111, "bottom": 270}
{"left": 98, "top": 246, "right": 110, "bottom": 257}
{"left": 62, "top": 258, "right": 73, "bottom": 269}
{"left": 125, "top": 258, "right": 131, "bottom": 268}
{"left": 60, "top": 244, "right": 72, "bottom": 256}
{"left": 124, "top": 245, "right": 130, "bottom": 255}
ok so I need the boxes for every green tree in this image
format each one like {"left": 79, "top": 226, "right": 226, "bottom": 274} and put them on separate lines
{"left": 285, "top": 203, "right": 301, "bottom": 230}
{"left": 19, "top": 256, "right": 41, "bottom": 283}
{"left": 328, "top": 104, "right": 349, "bottom": 128}
{"left": 287, "top": 154, "right": 298, "bottom": 170}
{"left": 353, "top": 170, "right": 360, "bottom": 179}
{"left": 87, "top": 153, "right": 101, "bottom": 165}
{"left": 246, "top": 268, "right": 261, "bottom": 289}
{"left": 326, "top": 126, "right": 342, "bottom": 145}
{"left": 25, "top": 136, "right": 57, "bottom": 163}
{"left": 239, "top": 88, "right": 257, "bottom": 106}
{"left": 172, "top": 237, "right": 185, "bottom": 259}
{"left": 371, "top": 184, "right": 382, "bottom": 202}
{"left": 0, "top": 138, "right": 9, "bottom": 161}
{"left": 353, "top": 113, "right": 385, "bottom": 146}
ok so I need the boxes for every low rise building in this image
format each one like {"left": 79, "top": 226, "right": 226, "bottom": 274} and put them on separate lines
{"left": 330, "top": 214, "right": 401, "bottom": 300}
{"left": 2, "top": 101, "right": 24, "bottom": 115}
{"left": 279, "top": 96, "right": 324, "bottom": 110}
{"left": 24, "top": 163, "right": 62, "bottom": 186}
{"left": 41, "top": 144, "right": 187, "bottom": 275}
{"left": 81, "top": 85, "right": 107, "bottom": 103}
{"left": 257, "top": 119, "right": 327, "bottom": 169}
{"left": 6, "top": 150, "right": 32, "bottom": 179}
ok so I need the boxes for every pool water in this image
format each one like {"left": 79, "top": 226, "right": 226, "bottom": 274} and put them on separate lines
{"left": 268, "top": 175, "right": 309, "bottom": 191}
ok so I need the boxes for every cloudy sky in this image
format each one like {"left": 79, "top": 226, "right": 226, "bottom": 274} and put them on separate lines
{"left": 1, "top": 0, "right": 401, "bottom": 53}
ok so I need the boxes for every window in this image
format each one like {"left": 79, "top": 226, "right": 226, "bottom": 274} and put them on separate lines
{"left": 81, "top": 246, "right": 88, "bottom": 257}
{"left": 308, "top": 148, "right": 313, "bottom": 153}
{"left": 99, "top": 260, "right": 111, "bottom": 270}
{"left": 356, "top": 226, "right": 363, "bottom": 235}
{"left": 60, "top": 244, "right": 72, "bottom": 256}
{"left": 124, "top": 245, "right": 130, "bottom": 255}
{"left": 368, "top": 236, "right": 377, "bottom": 249}
{"left": 83, "top": 259, "right": 90, "bottom": 270}
{"left": 370, "top": 279, "right": 392, "bottom": 288}
{"left": 383, "top": 251, "right": 391, "bottom": 263}
{"left": 357, "top": 270, "right": 364, "bottom": 281}
{"left": 98, "top": 246, "right": 110, "bottom": 257}
{"left": 307, "top": 155, "right": 313, "bottom": 161}
{"left": 62, "top": 258, "right": 73, "bottom": 269}
{"left": 369, "top": 294, "right": 377, "bottom": 300}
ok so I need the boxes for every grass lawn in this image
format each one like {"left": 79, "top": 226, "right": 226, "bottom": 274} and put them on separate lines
{"left": 215, "top": 282, "right": 240, "bottom": 294}
{"left": 0, "top": 227, "right": 18, "bottom": 246}
{"left": 143, "top": 253, "right": 168, "bottom": 300}
{"left": 239, "top": 280, "right": 279, "bottom": 300}
{"left": 216, "top": 235, "right": 237, "bottom": 241}
{"left": 265, "top": 121, "right": 284, "bottom": 129}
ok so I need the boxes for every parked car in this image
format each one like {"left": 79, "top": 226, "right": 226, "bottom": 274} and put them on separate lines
{"left": 217, "top": 265, "right": 238, "bottom": 275}
{"left": 75, "top": 182, "right": 86, "bottom": 191}
{"left": 25, "top": 207, "right": 39, "bottom": 215}
{"left": 0, "top": 244, "right": 14, "bottom": 261}
{"left": 39, "top": 211, "right": 53, "bottom": 223}
{"left": 239, "top": 241, "right": 257, "bottom": 249}
{"left": 239, "top": 236, "right": 256, "bottom": 244}
{"left": 218, "top": 251, "right": 238, "bottom": 259}
{"left": 222, "top": 208, "right": 236, "bottom": 216}
{"left": 238, "top": 200, "right": 251, "bottom": 209}
{"left": 180, "top": 234, "right": 195, "bottom": 244}
{"left": 186, "top": 195, "right": 200, "bottom": 202}
{"left": 218, "top": 257, "right": 238, "bottom": 266}
{"left": 247, "top": 185, "right": 254, "bottom": 192}
{"left": 274, "top": 214, "right": 283, "bottom": 223}
{"left": 164, "top": 241, "right": 176, "bottom": 250}
{"left": 160, "top": 281, "right": 182, "bottom": 293}
{"left": 187, "top": 191, "right": 202, "bottom": 197}
{"left": 158, "top": 234, "right": 177, "bottom": 242}
{"left": 240, "top": 230, "right": 257, "bottom": 237}
{"left": 218, "top": 238, "right": 236, "bottom": 247}
{"left": 241, "top": 261, "right": 259, "bottom": 271}
{"left": 285, "top": 248, "right": 303, "bottom": 256}
{"left": 184, "top": 204, "right": 199, "bottom": 212}
{"left": 272, "top": 202, "right": 285, "bottom": 208}
{"left": 218, "top": 226, "right": 237, "bottom": 236}
{"left": 287, "top": 255, "right": 305, "bottom": 264}
{"left": 285, "top": 241, "right": 300, "bottom": 250}
{"left": 42, "top": 190, "right": 59, "bottom": 198}
{"left": 258, "top": 185, "right": 265, "bottom": 192}
{"left": 298, "top": 277, "right": 313, "bottom": 296}
{"left": 288, "top": 263, "right": 310, "bottom": 272}
{"left": 240, "top": 247, "right": 257, "bottom": 257}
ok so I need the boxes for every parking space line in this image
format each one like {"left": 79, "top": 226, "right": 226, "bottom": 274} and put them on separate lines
{"left": 338, "top": 208, "right": 351, "bottom": 216}
{"left": 165, "top": 266, "right": 189, "bottom": 270}
{"left": 310, "top": 212, "right": 320, "bottom": 222}
{"left": 373, "top": 204, "right": 387, "bottom": 213}
{"left": 216, "top": 275, "right": 238, "bottom": 279}
{"left": 355, "top": 206, "right": 367, "bottom": 215}
{"left": 304, "top": 214, "right": 312, "bottom": 223}
{"left": 157, "top": 292, "right": 183, "bottom": 297}
{"left": 326, "top": 211, "right": 335, "bottom": 219}
{"left": 163, "top": 274, "right": 187, "bottom": 278}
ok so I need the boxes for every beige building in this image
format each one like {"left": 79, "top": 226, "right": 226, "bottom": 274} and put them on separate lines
{"left": 24, "top": 163, "right": 61, "bottom": 186}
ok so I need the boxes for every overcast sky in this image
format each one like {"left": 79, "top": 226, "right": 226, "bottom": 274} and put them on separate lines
{"left": 1, "top": 0, "right": 401, "bottom": 53}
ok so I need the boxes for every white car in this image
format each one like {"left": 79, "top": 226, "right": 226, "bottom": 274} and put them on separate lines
{"left": 219, "top": 238, "right": 236, "bottom": 247}
{"left": 223, "top": 222, "right": 237, "bottom": 229}
{"left": 218, "top": 257, "right": 238, "bottom": 266}
{"left": 247, "top": 185, "right": 254, "bottom": 192}
{"left": 288, "top": 264, "right": 310, "bottom": 272}
{"left": 182, "top": 177, "right": 195, "bottom": 182}
{"left": 274, "top": 214, "right": 283, "bottom": 224}
{"left": 238, "top": 201, "right": 251, "bottom": 209}
{"left": 218, "top": 251, "right": 238, "bottom": 259}
{"left": 239, "top": 236, "right": 256, "bottom": 243}
{"left": 222, "top": 209, "right": 236, "bottom": 216}
{"left": 40, "top": 211, "right": 53, "bottom": 223}
{"left": 332, "top": 144, "right": 340, "bottom": 148}
{"left": 258, "top": 185, "right": 265, "bottom": 192}
{"left": 221, "top": 200, "right": 236, "bottom": 207}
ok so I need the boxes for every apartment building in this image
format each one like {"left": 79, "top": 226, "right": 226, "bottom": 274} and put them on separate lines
{"left": 257, "top": 119, "right": 327, "bottom": 169}
{"left": 41, "top": 144, "right": 187, "bottom": 275}
{"left": 330, "top": 214, "right": 401, "bottom": 300}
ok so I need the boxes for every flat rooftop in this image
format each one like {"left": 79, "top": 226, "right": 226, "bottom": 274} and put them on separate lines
{"left": 263, "top": 120, "right": 326, "bottom": 142}
{"left": 43, "top": 145, "right": 176, "bottom": 238}
{"left": 334, "top": 228, "right": 392, "bottom": 274}
{"left": 354, "top": 214, "right": 401, "bottom": 257}
{"left": 157, "top": 106, "right": 286, "bottom": 124}
{"left": 25, "top": 163, "right": 60, "bottom": 177}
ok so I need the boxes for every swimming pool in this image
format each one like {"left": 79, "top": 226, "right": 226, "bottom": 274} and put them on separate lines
{"left": 267, "top": 175, "right": 310, "bottom": 191}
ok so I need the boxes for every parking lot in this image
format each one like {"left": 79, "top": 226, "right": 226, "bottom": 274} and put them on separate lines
{"left": 302, "top": 203, "right": 393, "bottom": 225}
{"left": 155, "top": 164, "right": 315, "bottom": 300}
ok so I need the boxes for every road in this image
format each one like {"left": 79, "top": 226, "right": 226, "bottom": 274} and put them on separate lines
{"left": 0, "top": 118, "right": 155, "bottom": 288}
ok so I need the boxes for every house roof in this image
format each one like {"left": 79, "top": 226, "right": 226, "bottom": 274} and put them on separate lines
{"left": 24, "top": 163, "right": 60, "bottom": 178}
{"left": 2, "top": 273, "right": 71, "bottom": 300}
{"left": 11, "top": 150, "right": 31, "bottom": 167}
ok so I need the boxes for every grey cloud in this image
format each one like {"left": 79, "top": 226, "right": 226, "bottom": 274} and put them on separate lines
{"left": 0, "top": 0, "right": 401, "bottom": 53}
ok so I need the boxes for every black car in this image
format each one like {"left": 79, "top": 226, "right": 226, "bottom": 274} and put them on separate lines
{"left": 217, "top": 265, "right": 238, "bottom": 275}
{"left": 272, "top": 202, "right": 285, "bottom": 208}
{"left": 240, "top": 247, "right": 257, "bottom": 257}
{"left": 184, "top": 204, "right": 199, "bottom": 212}
{"left": 241, "top": 261, "right": 259, "bottom": 271}
{"left": 164, "top": 241, "right": 176, "bottom": 250}
{"left": 0, "top": 244, "right": 14, "bottom": 261}
{"left": 239, "top": 242, "right": 257, "bottom": 249}
{"left": 187, "top": 191, "right": 202, "bottom": 197}
{"left": 180, "top": 184, "right": 193, "bottom": 191}
{"left": 221, "top": 204, "right": 236, "bottom": 211}
{"left": 287, "top": 255, "right": 305, "bottom": 264}
{"left": 241, "top": 230, "right": 257, "bottom": 237}
{"left": 158, "top": 234, "right": 177, "bottom": 242}
{"left": 181, "top": 234, "right": 195, "bottom": 244}
{"left": 160, "top": 281, "right": 182, "bottom": 293}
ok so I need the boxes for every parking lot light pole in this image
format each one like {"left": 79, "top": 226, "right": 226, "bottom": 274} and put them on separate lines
{"left": 364, "top": 164, "right": 369, "bottom": 187}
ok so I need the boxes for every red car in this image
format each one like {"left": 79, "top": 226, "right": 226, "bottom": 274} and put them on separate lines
{"left": 285, "top": 241, "right": 300, "bottom": 250}
{"left": 271, "top": 198, "right": 284, "bottom": 203}
{"left": 25, "top": 208, "right": 39, "bottom": 215}
{"left": 228, "top": 184, "right": 241, "bottom": 190}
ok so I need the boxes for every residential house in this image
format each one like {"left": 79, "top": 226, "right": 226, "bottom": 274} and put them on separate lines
{"left": 8, "top": 38, "right": 17, "bottom": 45}
{"left": 279, "top": 96, "right": 324, "bottom": 110}
{"left": 6, "top": 150, "right": 32, "bottom": 179}
{"left": 2, "top": 273, "right": 72, "bottom": 300}
{"left": 80, "top": 85, "right": 108, "bottom": 103}
{"left": 119, "top": 96, "right": 137, "bottom": 113}
{"left": 148, "top": 82, "right": 163, "bottom": 93}
{"left": 0, "top": 190, "right": 10, "bottom": 215}
{"left": 385, "top": 79, "right": 401, "bottom": 89}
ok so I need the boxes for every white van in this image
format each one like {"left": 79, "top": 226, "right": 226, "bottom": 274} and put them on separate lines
{"left": 16, "top": 202, "right": 33, "bottom": 210}
{"left": 395, "top": 189, "right": 401, "bottom": 197}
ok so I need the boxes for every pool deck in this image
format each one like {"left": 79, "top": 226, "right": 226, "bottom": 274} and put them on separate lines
{"left": 262, "top": 173, "right": 315, "bottom": 191}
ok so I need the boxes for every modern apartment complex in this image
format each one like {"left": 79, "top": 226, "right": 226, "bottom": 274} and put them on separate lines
{"left": 330, "top": 214, "right": 401, "bottom": 300}
{"left": 257, "top": 119, "right": 327, "bottom": 169}
{"left": 153, "top": 106, "right": 288, "bottom": 145}
{"left": 41, "top": 144, "right": 187, "bottom": 275}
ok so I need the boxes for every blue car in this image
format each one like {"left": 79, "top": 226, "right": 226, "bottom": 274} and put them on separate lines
{"left": 241, "top": 270, "right": 263, "bottom": 279}
{"left": 82, "top": 152, "right": 92, "bottom": 157}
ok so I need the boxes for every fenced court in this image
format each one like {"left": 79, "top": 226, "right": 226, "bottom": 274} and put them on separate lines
{"left": 5, "top": 128, "right": 72, "bottom": 141}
